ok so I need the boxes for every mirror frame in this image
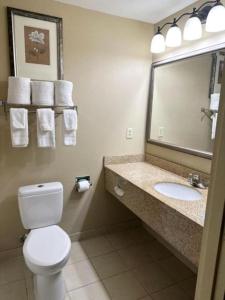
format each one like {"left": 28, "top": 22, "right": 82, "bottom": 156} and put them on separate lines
{"left": 146, "top": 47, "right": 225, "bottom": 160}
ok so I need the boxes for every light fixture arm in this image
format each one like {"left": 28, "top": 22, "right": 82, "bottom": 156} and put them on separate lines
{"left": 157, "top": 0, "right": 219, "bottom": 33}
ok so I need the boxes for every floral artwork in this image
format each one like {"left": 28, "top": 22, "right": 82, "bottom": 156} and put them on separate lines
{"left": 24, "top": 26, "right": 50, "bottom": 65}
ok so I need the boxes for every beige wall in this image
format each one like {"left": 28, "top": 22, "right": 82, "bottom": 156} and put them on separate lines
{"left": 146, "top": 0, "right": 225, "bottom": 174}
{"left": 0, "top": 0, "right": 153, "bottom": 251}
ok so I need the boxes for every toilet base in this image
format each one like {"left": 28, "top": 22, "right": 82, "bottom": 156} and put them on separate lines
{"left": 34, "top": 271, "right": 65, "bottom": 300}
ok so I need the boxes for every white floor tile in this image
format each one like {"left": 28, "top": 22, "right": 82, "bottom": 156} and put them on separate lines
{"left": 118, "top": 243, "right": 155, "bottom": 268}
{"left": 91, "top": 251, "right": 129, "bottom": 279}
{"left": 0, "top": 257, "right": 25, "bottom": 286}
{"left": 133, "top": 261, "right": 174, "bottom": 294}
{"left": 67, "top": 242, "right": 88, "bottom": 265}
{"left": 158, "top": 256, "right": 194, "bottom": 282}
{"left": 146, "top": 240, "right": 172, "bottom": 261}
{"left": 69, "top": 281, "right": 111, "bottom": 300}
{"left": 151, "top": 284, "right": 191, "bottom": 300}
{"left": 105, "top": 228, "right": 154, "bottom": 251}
{"left": 80, "top": 236, "right": 114, "bottom": 258}
{"left": 64, "top": 260, "right": 100, "bottom": 291}
{"left": 0, "top": 280, "right": 27, "bottom": 300}
{"left": 103, "top": 271, "right": 147, "bottom": 300}
{"left": 178, "top": 276, "right": 196, "bottom": 299}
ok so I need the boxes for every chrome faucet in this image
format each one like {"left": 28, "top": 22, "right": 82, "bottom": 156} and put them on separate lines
{"left": 188, "top": 173, "right": 207, "bottom": 189}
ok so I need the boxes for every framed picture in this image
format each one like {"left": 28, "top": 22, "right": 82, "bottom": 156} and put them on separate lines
{"left": 7, "top": 7, "right": 63, "bottom": 81}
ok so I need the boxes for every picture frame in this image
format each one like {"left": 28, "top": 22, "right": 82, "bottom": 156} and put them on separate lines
{"left": 7, "top": 7, "right": 63, "bottom": 81}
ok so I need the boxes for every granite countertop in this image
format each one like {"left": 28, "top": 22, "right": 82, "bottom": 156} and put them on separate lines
{"left": 105, "top": 162, "right": 207, "bottom": 227}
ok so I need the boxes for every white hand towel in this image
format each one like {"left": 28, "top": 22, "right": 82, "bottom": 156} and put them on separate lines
{"left": 32, "top": 81, "right": 54, "bottom": 106}
{"left": 7, "top": 77, "right": 31, "bottom": 105}
{"left": 211, "top": 113, "right": 218, "bottom": 140}
{"left": 10, "top": 108, "right": 29, "bottom": 147}
{"left": 37, "top": 109, "right": 55, "bottom": 148}
{"left": 55, "top": 80, "right": 73, "bottom": 106}
{"left": 63, "top": 109, "right": 77, "bottom": 146}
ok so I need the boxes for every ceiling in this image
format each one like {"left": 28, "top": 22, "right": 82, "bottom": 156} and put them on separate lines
{"left": 56, "top": 0, "right": 198, "bottom": 23}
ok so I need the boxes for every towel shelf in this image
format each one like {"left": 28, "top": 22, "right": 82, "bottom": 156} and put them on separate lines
{"left": 1, "top": 101, "right": 78, "bottom": 118}
{"left": 201, "top": 107, "right": 217, "bottom": 121}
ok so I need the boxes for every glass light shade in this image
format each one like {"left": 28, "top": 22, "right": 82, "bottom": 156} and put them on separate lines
{"left": 206, "top": 3, "right": 225, "bottom": 32}
{"left": 183, "top": 16, "right": 202, "bottom": 40}
{"left": 166, "top": 25, "right": 182, "bottom": 47}
{"left": 150, "top": 33, "right": 166, "bottom": 53}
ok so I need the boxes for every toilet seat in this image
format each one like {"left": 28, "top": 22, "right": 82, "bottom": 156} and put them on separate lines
{"left": 23, "top": 225, "right": 71, "bottom": 275}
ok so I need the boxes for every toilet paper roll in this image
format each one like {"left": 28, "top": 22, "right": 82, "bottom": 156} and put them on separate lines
{"left": 77, "top": 180, "right": 90, "bottom": 192}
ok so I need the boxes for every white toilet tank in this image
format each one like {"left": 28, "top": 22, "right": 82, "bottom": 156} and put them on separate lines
{"left": 18, "top": 182, "right": 63, "bottom": 229}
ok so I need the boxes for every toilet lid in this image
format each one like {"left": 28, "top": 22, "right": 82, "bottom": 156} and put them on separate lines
{"left": 24, "top": 225, "right": 71, "bottom": 267}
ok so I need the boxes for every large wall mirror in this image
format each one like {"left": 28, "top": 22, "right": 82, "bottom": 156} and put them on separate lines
{"left": 147, "top": 49, "right": 225, "bottom": 159}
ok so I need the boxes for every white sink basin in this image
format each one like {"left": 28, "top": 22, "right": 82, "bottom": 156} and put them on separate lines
{"left": 154, "top": 182, "right": 202, "bottom": 201}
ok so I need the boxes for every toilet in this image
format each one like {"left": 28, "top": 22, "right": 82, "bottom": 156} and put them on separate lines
{"left": 18, "top": 182, "right": 71, "bottom": 300}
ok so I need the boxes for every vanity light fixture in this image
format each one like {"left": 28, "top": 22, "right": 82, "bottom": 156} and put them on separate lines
{"left": 206, "top": 0, "right": 225, "bottom": 32}
{"left": 150, "top": 27, "right": 166, "bottom": 53}
{"left": 151, "top": 0, "right": 225, "bottom": 53}
{"left": 183, "top": 8, "right": 202, "bottom": 41}
{"left": 166, "top": 19, "right": 182, "bottom": 47}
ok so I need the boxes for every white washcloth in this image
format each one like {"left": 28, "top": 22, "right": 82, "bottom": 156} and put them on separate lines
{"left": 211, "top": 113, "right": 218, "bottom": 140}
{"left": 32, "top": 81, "right": 54, "bottom": 106}
{"left": 10, "top": 108, "right": 29, "bottom": 147}
{"left": 63, "top": 109, "right": 77, "bottom": 146}
{"left": 37, "top": 109, "right": 55, "bottom": 148}
{"left": 7, "top": 77, "right": 31, "bottom": 105}
{"left": 55, "top": 80, "right": 73, "bottom": 106}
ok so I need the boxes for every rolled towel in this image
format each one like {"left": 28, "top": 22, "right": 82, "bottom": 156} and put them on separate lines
{"left": 7, "top": 77, "right": 31, "bottom": 105}
{"left": 63, "top": 109, "right": 77, "bottom": 146}
{"left": 37, "top": 109, "right": 55, "bottom": 148}
{"left": 55, "top": 80, "right": 73, "bottom": 106}
{"left": 32, "top": 81, "right": 54, "bottom": 106}
{"left": 10, "top": 108, "right": 29, "bottom": 147}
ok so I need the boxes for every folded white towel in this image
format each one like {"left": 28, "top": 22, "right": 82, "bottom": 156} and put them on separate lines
{"left": 32, "top": 81, "right": 54, "bottom": 106}
{"left": 37, "top": 109, "right": 55, "bottom": 148}
{"left": 63, "top": 109, "right": 77, "bottom": 146}
{"left": 210, "top": 93, "right": 220, "bottom": 111}
{"left": 10, "top": 108, "right": 29, "bottom": 147}
{"left": 55, "top": 80, "right": 73, "bottom": 106}
{"left": 211, "top": 113, "right": 218, "bottom": 140}
{"left": 7, "top": 77, "right": 31, "bottom": 105}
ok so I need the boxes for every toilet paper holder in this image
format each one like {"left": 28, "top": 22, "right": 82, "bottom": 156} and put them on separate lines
{"left": 75, "top": 176, "right": 92, "bottom": 192}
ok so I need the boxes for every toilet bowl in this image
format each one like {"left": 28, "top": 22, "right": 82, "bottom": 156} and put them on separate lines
{"left": 24, "top": 225, "right": 71, "bottom": 300}
{"left": 18, "top": 182, "right": 71, "bottom": 300}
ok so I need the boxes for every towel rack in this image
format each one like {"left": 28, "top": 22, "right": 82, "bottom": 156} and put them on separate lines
{"left": 201, "top": 107, "right": 217, "bottom": 121}
{"left": 1, "top": 101, "right": 78, "bottom": 118}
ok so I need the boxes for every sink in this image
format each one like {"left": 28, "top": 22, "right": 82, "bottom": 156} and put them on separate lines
{"left": 154, "top": 182, "right": 202, "bottom": 201}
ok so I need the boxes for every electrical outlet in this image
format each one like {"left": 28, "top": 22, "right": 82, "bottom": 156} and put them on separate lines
{"left": 158, "top": 127, "right": 164, "bottom": 138}
{"left": 126, "top": 128, "right": 134, "bottom": 139}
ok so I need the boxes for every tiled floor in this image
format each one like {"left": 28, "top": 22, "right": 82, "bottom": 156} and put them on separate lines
{"left": 0, "top": 227, "right": 197, "bottom": 300}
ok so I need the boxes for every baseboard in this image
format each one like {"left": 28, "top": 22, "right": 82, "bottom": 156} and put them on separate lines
{"left": 70, "top": 219, "right": 141, "bottom": 242}
{"left": 0, "top": 219, "right": 141, "bottom": 260}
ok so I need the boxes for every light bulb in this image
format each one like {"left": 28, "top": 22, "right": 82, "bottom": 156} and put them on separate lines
{"left": 150, "top": 32, "right": 166, "bottom": 53}
{"left": 183, "top": 15, "right": 202, "bottom": 40}
{"left": 166, "top": 24, "right": 182, "bottom": 47}
{"left": 206, "top": 2, "right": 225, "bottom": 32}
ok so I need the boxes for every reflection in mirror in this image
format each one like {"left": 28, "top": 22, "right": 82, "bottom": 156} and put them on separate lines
{"left": 147, "top": 50, "right": 225, "bottom": 158}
